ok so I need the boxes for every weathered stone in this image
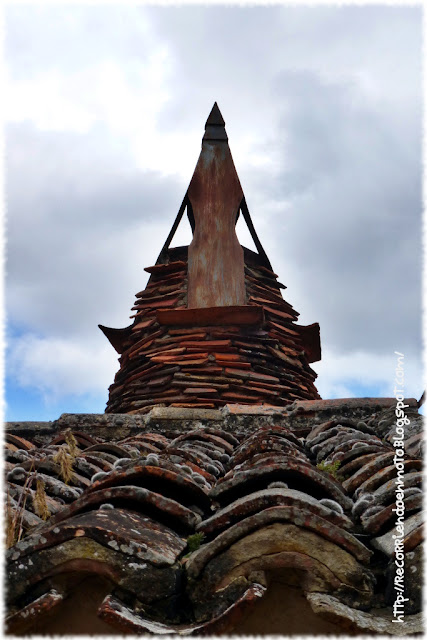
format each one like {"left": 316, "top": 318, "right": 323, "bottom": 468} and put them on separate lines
{"left": 307, "top": 592, "right": 422, "bottom": 635}
{"left": 223, "top": 404, "right": 286, "bottom": 416}
{"left": 148, "top": 406, "right": 223, "bottom": 423}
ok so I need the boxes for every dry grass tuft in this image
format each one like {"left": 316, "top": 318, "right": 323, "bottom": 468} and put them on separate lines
{"left": 5, "top": 469, "right": 35, "bottom": 547}
{"left": 6, "top": 490, "right": 19, "bottom": 548}
{"left": 53, "top": 447, "right": 74, "bottom": 485}
{"left": 64, "top": 429, "right": 79, "bottom": 459}
{"left": 53, "top": 432, "right": 79, "bottom": 484}
{"left": 34, "top": 478, "right": 51, "bottom": 520}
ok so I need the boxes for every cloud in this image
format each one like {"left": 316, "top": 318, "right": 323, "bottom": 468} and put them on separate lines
{"left": 313, "top": 348, "right": 423, "bottom": 402}
{"left": 252, "top": 68, "right": 422, "bottom": 359}
{"left": 4, "top": 5, "right": 423, "bottom": 418}
{"left": 7, "top": 332, "right": 117, "bottom": 403}
{"left": 6, "top": 122, "right": 185, "bottom": 338}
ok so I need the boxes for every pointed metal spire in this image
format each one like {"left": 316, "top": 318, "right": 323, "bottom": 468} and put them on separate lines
{"left": 187, "top": 103, "right": 244, "bottom": 307}
{"left": 156, "top": 102, "right": 273, "bottom": 272}
{"left": 203, "top": 101, "right": 228, "bottom": 142}
{"left": 206, "top": 102, "right": 225, "bottom": 126}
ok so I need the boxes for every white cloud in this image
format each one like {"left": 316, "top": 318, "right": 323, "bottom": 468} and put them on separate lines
{"left": 8, "top": 334, "right": 117, "bottom": 402}
{"left": 313, "top": 349, "right": 423, "bottom": 401}
{"left": 4, "top": 5, "right": 423, "bottom": 417}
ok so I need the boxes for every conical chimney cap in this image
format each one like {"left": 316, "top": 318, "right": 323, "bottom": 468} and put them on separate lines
{"left": 205, "top": 102, "right": 225, "bottom": 127}
{"left": 203, "top": 102, "right": 227, "bottom": 142}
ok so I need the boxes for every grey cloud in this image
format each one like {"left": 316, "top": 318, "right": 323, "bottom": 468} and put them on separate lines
{"left": 147, "top": 6, "right": 421, "bottom": 132}
{"left": 5, "top": 5, "right": 423, "bottom": 408}
{"left": 5, "top": 6, "right": 158, "bottom": 79}
{"left": 260, "top": 69, "right": 422, "bottom": 358}
{"left": 7, "top": 122, "right": 185, "bottom": 338}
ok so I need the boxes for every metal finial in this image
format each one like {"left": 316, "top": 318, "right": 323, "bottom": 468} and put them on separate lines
{"left": 203, "top": 102, "right": 227, "bottom": 142}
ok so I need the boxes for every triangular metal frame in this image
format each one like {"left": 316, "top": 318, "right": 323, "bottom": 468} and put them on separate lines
{"left": 239, "top": 196, "right": 273, "bottom": 271}
{"left": 156, "top": 194, "right": 272, "bottom": 271}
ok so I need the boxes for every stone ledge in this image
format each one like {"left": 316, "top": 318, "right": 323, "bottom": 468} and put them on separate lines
{"left": 146, "top": 406, "right": 223, "bottom": 422}
{"left": 290, "top": 397, "right": 417, "bottom": 412}
{"left": 5, "top": 398, "right": 420, "bottom": 445}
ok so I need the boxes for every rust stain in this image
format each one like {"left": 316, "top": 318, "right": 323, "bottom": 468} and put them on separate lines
{"left": 187, "top": 104, "right": 245, "bottom": 308}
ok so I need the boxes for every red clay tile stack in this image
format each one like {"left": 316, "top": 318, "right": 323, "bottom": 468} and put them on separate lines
{"left": 103, "top": 245, "right": 320, "bottom": 414}
{"left": 101, "top": 104, "right": 321, "bottom": 414}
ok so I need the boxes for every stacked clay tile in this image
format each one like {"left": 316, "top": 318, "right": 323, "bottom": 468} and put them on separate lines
{"left": 5, "top": 399, "right": 424, "bottom": 633}
{"left": 102, "top": 103, "right": 321, "bottom": 414}
{"left": 105, "top": 246, "right": 320, "bottom": 414}
{"left": 305, "top": 416, "right": 423, "bottom": 614}
{"left": 5, "top": 420, "right": 383, "bottom": 634}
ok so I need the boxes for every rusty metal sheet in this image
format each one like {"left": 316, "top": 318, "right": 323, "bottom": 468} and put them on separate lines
{"left": 187, "top": 106, "right": 245, "bottom": 308}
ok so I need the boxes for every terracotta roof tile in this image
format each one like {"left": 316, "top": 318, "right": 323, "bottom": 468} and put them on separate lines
{"left": 5, "top": 399, "right": 423, "bottom": 634}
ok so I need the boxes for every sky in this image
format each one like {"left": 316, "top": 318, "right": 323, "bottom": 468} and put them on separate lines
{"left": 4, "top": 4, "right": 424, "bottom": 422}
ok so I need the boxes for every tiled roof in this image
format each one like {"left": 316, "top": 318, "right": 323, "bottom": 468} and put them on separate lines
{"left": 5, "top": 398, "right": 423, "bottom": 635}
{"left": 6, "top": 104, "right": 422, "bottom": 636}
